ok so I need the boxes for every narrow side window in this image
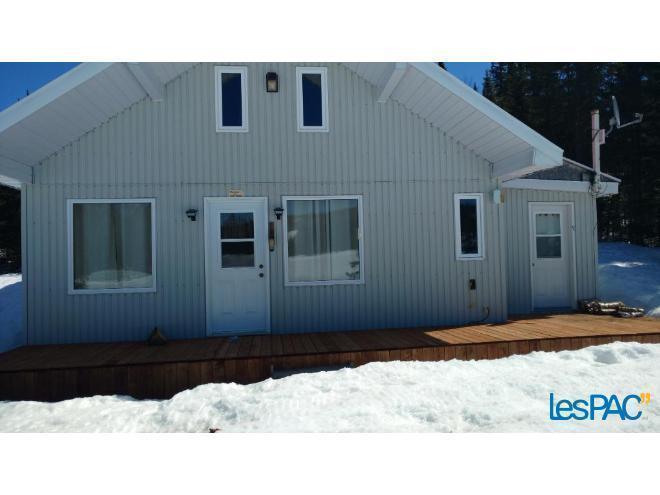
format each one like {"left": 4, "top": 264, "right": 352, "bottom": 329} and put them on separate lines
{"left": 215, "top": 66, "right": 248, "bottom": 132}
{"left": 296, "top": 67, "right": 328, "bottom": 131}
{"left": 454, "top": 193, "right": 484, "bottom": 260}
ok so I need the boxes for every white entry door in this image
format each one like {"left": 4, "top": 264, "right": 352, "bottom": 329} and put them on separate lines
{"left": 529, "top": 203, "right": 576, "bottom": 310}
{"left": 204, "top": 197, "right": 270, "bottom": 335}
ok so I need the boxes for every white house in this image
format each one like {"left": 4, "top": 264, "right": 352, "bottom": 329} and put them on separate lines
{"left": 0, "top": 62, "right": 619, "bottom": 347}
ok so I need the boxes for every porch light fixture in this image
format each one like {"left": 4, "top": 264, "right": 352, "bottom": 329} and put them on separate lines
{"left": 274, "top": 206, "right": 284, "bottom": 220}
{"left": 186, "top": 208, "right": 198, "bottom": 221}
{"left": 266, "top": 72, "right": 279, "bottom": 93}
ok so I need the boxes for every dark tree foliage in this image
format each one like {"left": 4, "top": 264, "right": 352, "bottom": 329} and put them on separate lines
{"left": 0, "top": 185, "right": 20, "bottom": 273}
{"left": 483, "top": 63, "right": 660, "bottom": 247}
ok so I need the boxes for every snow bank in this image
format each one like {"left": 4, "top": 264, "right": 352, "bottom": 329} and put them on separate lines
{"left": 0, "top": 341, "right": 658, "bottom": 432}
{"left": 599, "top": 242, "right": 660, "bottom": 317}
{"left": 0, "top": 274, "right": 23, "bottom": 353}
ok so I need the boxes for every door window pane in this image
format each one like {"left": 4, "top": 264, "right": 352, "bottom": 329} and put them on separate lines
{"left": 72, "top": 202, "right": 153, "bottom": 290}
{"left": 459, "top": 198, "right": 478, "bottom": 255}
{"left": 221, "top": 213, "right": 254, "bottom": 239}
{"left": 221, "top": 241, "right": 254, "bottom": 268}
{"left": 302, "top": 73, "right": 323, "bottom": 127}
{"left": 536, "top": 213, "right": 560, "bottom": 235}
{"left": 536, "top": 236, "right": 562, "bottom": 258}
{"left": 286, "top": 198, "right": 361, "bottom": 283}
{"left": 221, "top": 72, "right": 242, "bottom": 127}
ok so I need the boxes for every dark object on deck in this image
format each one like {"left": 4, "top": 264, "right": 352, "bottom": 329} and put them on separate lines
{"left": 209, "top": 428, "right": 221, "bottom": 433}
{"left": 147, "top": 327, "right": 168, "bottom": 345}
{"left": 579, "top": 299, "right": 645, "bottom": 318}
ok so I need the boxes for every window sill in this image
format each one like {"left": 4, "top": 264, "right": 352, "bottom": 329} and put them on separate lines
{"left": 456, "top": 256, "right": 485, "bottom": 261}
{"left": 68, "top": 287, "right": 157, "bottom": 295}
{"left": 296, "top": 127, "right": 329, "bottom": 133}
{"left": 216, "top": 127, "right": 249, "bottom": 133}
{"left": 285, "top": 279, "right": 364, "bottom": 287}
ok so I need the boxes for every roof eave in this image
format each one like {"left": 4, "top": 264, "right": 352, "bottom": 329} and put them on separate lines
{"left": 410, "top": 63, "right": 564, "bottom": 177}
{"left": 0, "top": 62, "right": 113, "bottom": 135}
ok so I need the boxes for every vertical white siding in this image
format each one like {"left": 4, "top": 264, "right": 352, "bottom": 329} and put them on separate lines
{"left": 503, "top": 189, "right": 598, "bottom": 314}
{"left": 26, "top": 62, "right": 508, "bottom": 344}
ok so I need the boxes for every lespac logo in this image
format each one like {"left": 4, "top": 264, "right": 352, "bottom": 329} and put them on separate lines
{"left": 549, "top": 392, "right": 651, "bottom": 421}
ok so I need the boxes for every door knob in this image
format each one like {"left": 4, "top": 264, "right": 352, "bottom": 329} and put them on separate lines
{"left": 259, "top": 273, "right": 264, "bottom": 278}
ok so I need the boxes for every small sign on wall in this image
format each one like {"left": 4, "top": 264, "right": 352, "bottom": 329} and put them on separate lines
{"left": 228, "top": 189, "right": 245, "bottom": 197}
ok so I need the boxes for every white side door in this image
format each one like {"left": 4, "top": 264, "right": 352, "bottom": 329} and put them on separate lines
{"left": 204, "top": 197, "right": 270, "bottom": 335}
{"left": 530, "top": 203, "right": 575, "bottom": 310}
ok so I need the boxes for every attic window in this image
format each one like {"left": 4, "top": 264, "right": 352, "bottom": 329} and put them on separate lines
{"left": 215, "top": 66, "right": 248, "bottom": 132}
{"left": 296, "top": 67, "right": 328, "bottom": 131}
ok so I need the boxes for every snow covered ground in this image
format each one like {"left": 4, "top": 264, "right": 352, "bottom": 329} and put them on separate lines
{"left": 0, "top": 341, "right": 658, "bottom": 432}
{"left": 0, "top": 273, "right": 22, "bottom": 353}
{"left": 599, "top": 242, "right": 660, "bottom": 317}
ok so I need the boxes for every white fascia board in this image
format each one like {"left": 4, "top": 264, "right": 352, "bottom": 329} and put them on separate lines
{"left": 502, "top": 178, "right": 619, "bottom": 195}
{"left": 126, "top": 63, "right": 164, "bottom": 102}
{"left": 602, "top": 182, "right": 619, "bottom": 195}
{"left": 492, "top": 149, "right": 535, "bottom": 179}
{"left": 0, "top": 62, "right": 114, "bottom": 134}
{"left": 411, "top": 62, "right": 564, "bottom": 163}
{"left": 377, "top": 63, "right": 407, "bottom": 103}
{"left": 492, "top": 148, "right": 560, "bottom": 180}
{"left": 0, "top": 155, "right": 33, "bottom": 184}
{"left": 0, "top": 174, "right": 21, "bottom": 189}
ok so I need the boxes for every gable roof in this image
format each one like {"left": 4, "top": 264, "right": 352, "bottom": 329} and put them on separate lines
{"left": 0, "top": 62, "right": 564, "bottom": 188}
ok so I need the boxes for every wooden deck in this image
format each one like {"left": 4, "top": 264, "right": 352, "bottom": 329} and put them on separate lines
{"left": 1, "top": 314, "right": 658, "bottom": 402}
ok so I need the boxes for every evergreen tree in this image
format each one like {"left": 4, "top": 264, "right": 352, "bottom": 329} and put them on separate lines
{"left": 482, "top": 63, "right": 658, "bottom": 247}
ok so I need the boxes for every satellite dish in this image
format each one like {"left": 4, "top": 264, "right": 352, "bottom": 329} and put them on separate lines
{"left": 612, "top": 96, "right": 621, "bottom": 127}
{"left": 606, "top": 95, "right": 643, "bottom": 136}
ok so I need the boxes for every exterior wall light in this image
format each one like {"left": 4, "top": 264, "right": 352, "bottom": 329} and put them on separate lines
{"left": 266, "top": 72, "right": 279, "bottom": 93}
{"left": 274, "top": 206, "right": 284, "bottom": 220}
{"left": 186, "top": 208, "right": 198, "bottom": 221}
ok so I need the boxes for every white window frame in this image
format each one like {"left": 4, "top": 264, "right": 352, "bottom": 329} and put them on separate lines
{"left": 282, "top": 195, "right": 364, "bottom": 286}
{"left": 454, "top": 193, "right": 485, "bottom": 261}
{"left": 67, "top": 198, "right": 157, "bottom": 295}
{"left": 296, "top": 67, "right": 329, "bottom": 132}
{"left": 215, "top": 66, "right": 248, "bottom": 132}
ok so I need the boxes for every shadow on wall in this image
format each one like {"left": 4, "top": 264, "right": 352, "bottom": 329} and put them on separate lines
{"left": 0, "top": 276, "right": 24, "bottom": 353}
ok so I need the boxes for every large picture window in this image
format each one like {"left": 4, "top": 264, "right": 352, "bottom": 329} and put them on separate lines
{"left": 215, "top": 66, "right": 248, "bottom": 132}
{"left": 283, "top": 196, "right": 363, "bottom": 286}
{"left": 68, "top": 199, "right": 156, "bottom": 294}
{"left": 454, "top": 193, "right": 484, "bottom": 260}
{"left": 296, "top": 67, "right": 328, "bottom": 131}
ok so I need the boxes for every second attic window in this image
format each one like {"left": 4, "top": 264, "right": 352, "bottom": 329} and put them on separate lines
{"left": 215, "top": 66, "right": 248, "bottom": 132}
{"left": 296, "top": 67, "right": 328, "bottom": 131}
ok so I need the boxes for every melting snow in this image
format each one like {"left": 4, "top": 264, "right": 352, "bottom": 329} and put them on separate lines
{"left": 599, "top": 242, "right": 660, "bottom": 317}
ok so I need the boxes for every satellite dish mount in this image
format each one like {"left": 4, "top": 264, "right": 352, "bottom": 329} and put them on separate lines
{"left": 606, "top": 96, "right": 643, "bottom": 137}
{"left": 590, "top": 96, "right": 643, "bottom": 197}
